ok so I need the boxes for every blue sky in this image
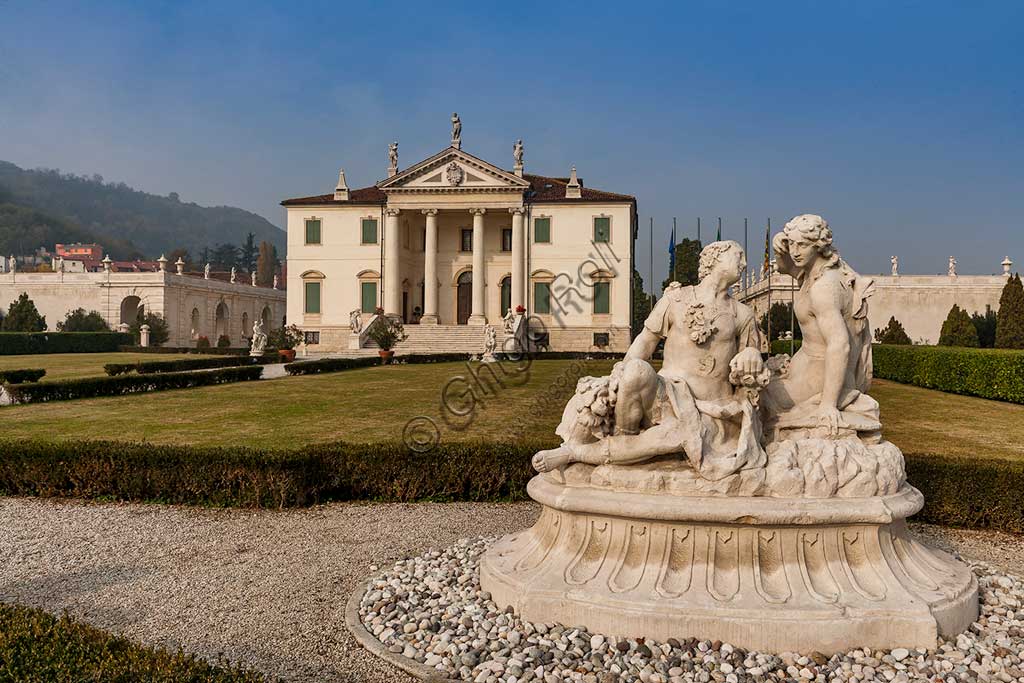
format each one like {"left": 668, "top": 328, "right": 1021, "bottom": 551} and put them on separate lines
{"left": 1, "top": 1, "right": 1021, "bottom": 290}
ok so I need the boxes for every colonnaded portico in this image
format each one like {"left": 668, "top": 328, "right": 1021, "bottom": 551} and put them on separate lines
{"left": 283, "top": 118, "right": 637, "bottom": 353}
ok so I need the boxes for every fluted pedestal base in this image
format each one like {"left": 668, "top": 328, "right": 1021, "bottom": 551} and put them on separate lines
{"left": 480, "top": 475, "right": 978, "bottom": 654}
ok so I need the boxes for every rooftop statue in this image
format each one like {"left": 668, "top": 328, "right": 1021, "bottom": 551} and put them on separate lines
{"left": 451, "top": 113, "right": 461, "bottom": 147}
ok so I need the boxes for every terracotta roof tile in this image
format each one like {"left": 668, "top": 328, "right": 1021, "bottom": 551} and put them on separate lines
{"left": 280, "top": 186, "right": 386, "bottom": 206}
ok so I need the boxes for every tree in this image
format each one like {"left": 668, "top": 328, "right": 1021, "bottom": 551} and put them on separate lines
{"left": 256, "top": 240, "right": 278, "bottom": 287}
{"left": 874, "top": 316, "right": 912, "bottom": 345}
{"left": 210, "top": 243, "right": 240, "bottom": 269}
{"left": 631, "top": 269, "right": 654, "bottom": 338}
{"left": 938, "top": 304, "right": 979, "bottom": 347}
{"left": 662, "top": 238, "right": 701, "bottom": 290}
{"left": 240, "top": 232, "right": 258, "bottom": 272}
{"left": 759, "top": 301, "right": 801, "bottom": 341}
{"left": 971, "top": 306, "right": 998, "bottom": 348}
{"left": 129, "top": 311, "right": 169, "bottom": 347}
{"left": 57, "top": 308, "right": 110, "bottom": 332}
{"left": 995, "top": 274, "right": 1024, "bottom": 349}
{"left": 2, "top": 293, "right": 47, "bottom": 331}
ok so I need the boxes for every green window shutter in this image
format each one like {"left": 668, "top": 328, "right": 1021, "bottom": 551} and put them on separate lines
{"left": 305, "top": 219, "right": 321, "bottom": 245}
{"left": 534, "top": 217, "right": 550, "bottom": 243}
{"left": 361, "top": 219, "right": 378, "bottom": 244}
{"left": 593, "top": 217, "right": 610, "bottom": 243}
{"left": 594, "top": 281, "right": 610, "bottom": 314}
{"left": 501, "top": 278, "right": 511, "bottom": 316}
{"left": 304, "top": 281, "right": 321, "bottom": 314}
{"left": 360, "top": 282, "right": 377, "bottom": 313}
{"left": 534, "top": 282, "right": 551, "bottom": 314}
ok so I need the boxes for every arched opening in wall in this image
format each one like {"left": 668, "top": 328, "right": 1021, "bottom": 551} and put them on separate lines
{"left": 241, "top": 312, "right": 249, "bottom": 339}
{"left": 456, "top": 271, "right": 472, "bottom": 325}
{"left": 190, "top": 307, "right": 200, "bottom": 339}
{"left": 215, "top": 301, "right": 229, "bottom": 340}
{"left": 500, "top": 275, "right": 511, "bottom": 317}
{"left": 261, "top": 305, "right": 272, "bottom": 330}
{"left": 120, "top": 296, "right": 142, "bottom": 325}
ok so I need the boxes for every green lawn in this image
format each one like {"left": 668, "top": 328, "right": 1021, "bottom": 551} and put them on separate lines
{"left": 0, "top": 352, "right": 199, "bottom": 381}
{"left": 1, "top": 358, "right": 1023, "bottom": 462}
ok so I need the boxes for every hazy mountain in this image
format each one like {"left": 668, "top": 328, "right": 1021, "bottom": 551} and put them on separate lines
{"left": 0, "top": 201, "right": 143, "bottom": 260}
{"left": 0, "top": 161, "right": 285, "bottom": 258}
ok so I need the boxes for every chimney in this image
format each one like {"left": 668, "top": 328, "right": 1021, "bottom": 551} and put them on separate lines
{"left": 565, "top": 166, "right": 582, "bottom": 199}
{"left": 334, "top": 169, "right": 350, "bottom": 201}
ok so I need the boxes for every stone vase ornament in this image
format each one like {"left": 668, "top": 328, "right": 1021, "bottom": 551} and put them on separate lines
{"left": 480, "top": 218, "right": 978, "bottom": 654}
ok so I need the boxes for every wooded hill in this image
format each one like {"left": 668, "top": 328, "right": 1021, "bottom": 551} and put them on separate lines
{"left": 0, "top": 161, "right": 285, "bottom": 259}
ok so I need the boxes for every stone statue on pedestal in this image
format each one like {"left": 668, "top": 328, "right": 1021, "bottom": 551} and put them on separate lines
{"left": 948, "top": 255, "right": 957, "bottom": 276}
{"left": 349, "top": 309, "right": 363, "bottom": 335}
{"left": 230, "top": 267, "right": 237, "bottom": 284}
{"left": 451, "top": 113, "right": 461, "bottom": 148}
{"left": 502, "top": 308, "right": 516, "bottom": 335}
{"left": 481, "top": 324, "right": 497, "bottom": 363}
{"left": 249, "top": 319, "right": 267, "bottom": 357}
{"left": 388, "top": 142, "right": 398, "bottom": 171}
{"left": 513, "top": 139, "right": 523, "bottom": 167}
{"left": 482, "top": 217, "right": 978, "bottom": 654}
{"left": 204, "top": 263, "right": 211, "bottom": 280}
{"left": 891, "top": 255, "right": 899, "bottom": 276}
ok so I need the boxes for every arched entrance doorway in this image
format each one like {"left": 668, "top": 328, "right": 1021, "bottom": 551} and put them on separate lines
{"left": 190, "top": 307, "right": 200, "bottom": 339}
{"left": 500, "top": 276, "right": 511, "bottom": 317}
{"left": 261, "top": 305, "right": 272, "bottom": 330}
{"left": 241, "top": 312, "right": 249, "bottom": 339}
{"left": 215, "top": 302, "right": 229, "bottom": 340}
{"left": 120, "top": 296, "right": 142, "bottom": 326}
{"left": 456, "top": 272, "right": 472, "bottom": 325}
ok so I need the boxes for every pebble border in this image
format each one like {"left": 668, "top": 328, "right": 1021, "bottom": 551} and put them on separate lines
{"left": 350, "top": 537, "right": 1023, "bottom": 683}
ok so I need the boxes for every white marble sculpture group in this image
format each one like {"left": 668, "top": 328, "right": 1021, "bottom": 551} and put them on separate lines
{"left": 481, "top": 214, "right": 978, "bottom": 654}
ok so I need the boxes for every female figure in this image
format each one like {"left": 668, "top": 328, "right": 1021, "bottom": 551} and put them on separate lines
{"left": 763, "top": 215, "right": 875, "bottom": 435}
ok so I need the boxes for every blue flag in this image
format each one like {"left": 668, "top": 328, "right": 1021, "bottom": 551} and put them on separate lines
{"left": 668, "top": 225, "right": 676, "bottom": 275}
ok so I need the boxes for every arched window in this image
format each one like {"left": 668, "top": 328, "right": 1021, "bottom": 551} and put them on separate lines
{"left": 356, "top": 270, "right": 380, "bottom": 313}
{"left": 215, "top": 301, "right": 229, "bottom": 339}
{"left": 190, "top": 307, "right": 200, "bottom": 339}
{"left": 530, "top": 270, "right": 555, "bottom": 316}
{"left": 241, "top": 312, "right": 249, "bottom": 337}
{"left": 589, "top": 269, "right": 613, "bottom": 315}
{"left": 301, "top": 270, "right": 325, "bottom": 316}
{"left": 120, "top": 296, "right": 142, "bottom": 325}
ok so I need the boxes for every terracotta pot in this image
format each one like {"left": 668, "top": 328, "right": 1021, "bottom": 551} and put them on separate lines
{"left": 378, "top": 350, "right": 395, "bottom": 363}
{"left": 278, "top": 349, "right": 296, "bottom": 362}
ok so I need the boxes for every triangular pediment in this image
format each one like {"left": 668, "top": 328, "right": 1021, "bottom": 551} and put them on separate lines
{"left": 377, "top": 147, "right": 530, "bottom": 193}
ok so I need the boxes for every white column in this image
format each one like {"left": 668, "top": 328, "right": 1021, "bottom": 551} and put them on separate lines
{"left": 384, "top": 208, "right": 401, "bottom": 316}
{"left": 421, "top": 209, "right": 439, "bottom": 324}
{"left": 510, "top": 208, "right": 525, "bottom": 311}
{"left": 469, "top": 208, "right": 486, "bottom": 325}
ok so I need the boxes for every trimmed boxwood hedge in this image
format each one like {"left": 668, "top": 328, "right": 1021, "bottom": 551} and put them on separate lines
{"left": 873, "top": 344, "right": 1024, "bottom": 403}
{"left": 282, "top": 351, "right": 621, "bottom": 376}
{"left": 770, "top": 339, "right": 802, "bottom": 355}
{"left": 0, "top": 603, "right": 274, "bottom": 682}
{"left": 0, "top": 438, "right": 1018, "bottom": 532}
{"left": 119, "top": 345, "right": 252, "bottom": 356}
{"left": 0, "top": 368, "right": 46, "bottom": 384}
{"left": 105, "top": 355, "right": 277, "bottom": 376}
{"left": 0, "top": 332, "right": 132, "bottom": 355}
{"left": 3, "top": 366, "right": 263, "bottom": 404}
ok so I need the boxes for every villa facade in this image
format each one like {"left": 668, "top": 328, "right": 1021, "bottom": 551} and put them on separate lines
{"left": 282, "top": 125, "right": 637, "bottom": 353}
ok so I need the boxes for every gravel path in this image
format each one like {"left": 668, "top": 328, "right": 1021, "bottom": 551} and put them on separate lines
{"left": 0, "top": 497, "right": 1020, "bottom": 683}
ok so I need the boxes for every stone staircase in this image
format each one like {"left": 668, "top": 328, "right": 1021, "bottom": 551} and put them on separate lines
{"left": 363, "top": 324, "right": 509, "bottom": 354}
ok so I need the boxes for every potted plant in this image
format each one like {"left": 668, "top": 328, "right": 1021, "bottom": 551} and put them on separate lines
{"left": 515, "top": 305, "right": 526, "bottom": 314}
{"left": 268, "top": 324, "right": 303, "bottom": 362}
{"left": 367, "top": 316, "right": 407, "bottom": 363}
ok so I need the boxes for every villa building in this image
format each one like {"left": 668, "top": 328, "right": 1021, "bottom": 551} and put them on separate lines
{"left": 282, "top": 117, "right": 637, "bottom": 353}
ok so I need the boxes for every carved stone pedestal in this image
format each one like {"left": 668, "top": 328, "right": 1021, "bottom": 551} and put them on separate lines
{"left": 480, "top": 474, "right": 978, "bottom": 654}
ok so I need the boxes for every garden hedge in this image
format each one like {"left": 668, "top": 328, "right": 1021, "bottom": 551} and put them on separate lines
{"left": 770, "top": 339, "right": 802, "bottom": 355}
{"left": 2, "top": 366, "right": 263, "bottom": 404}
{"left": 0, "top": 438, "right": 1018, "bottom": 532}
{"left": 0, "top": 368, "right": 46, "bottom": 384}
{"left": 119, "top": 345, "right": 252, "bottom": 356}
{"left": 0, "top": 603, "right": 273, "bottom": 682}
{"left": 0, "top": 332, "right": 132, "bottom": 355}
{"left": 282, "top": 351, "right": 624, "bottom": 376}
{"left": 105, "top": 355, "right": 277, "bottom": 376}
{"left": 872, "top": 344, "right": 1024, "bottom": 403}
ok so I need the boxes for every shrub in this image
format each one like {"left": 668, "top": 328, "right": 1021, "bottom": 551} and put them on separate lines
{"left": 130, "top": 312, "right": 170, "bottom": 347}
{"left": 0, "top": 332, "right": 132, "bottom": 355}
{"left": 56, "top": 308, "right": 110, "bottom": 332}
{"left": 196, "top": 336, "right": 212, "bottom": 349}
{"left": 285, "top": 356, "right": 379, "bottom": 375}
{"left": 0, "top": 603, "right": 273, "bottom": 682}
{"left": 758, "top": 301, "right": 801, "bottom": 342}
{"left": 996, "top": 273, "right": 1024, "bottom": 349}
{"left": 121, "top": 344, "right": 250, "bottom": 356}
{"left": 367, "top": 316, "right": 407, "bottom": 351}
{"left": 0, "top": 368, "right": 46, "bottom": 383}
{"left": 3, "top": 366, "right": 263, "bottom": 404}
{"left": 217, "top": 334, "right": 231, "bottom": 348}
{"left": 938, "top": 304, "right": 979, "bottom": 347}
{"left": 769, "top": 339, "right": 802, "bottom": 356}
{"left": 267, "top": 324, "right": 302, "bottom": 350}
{"left": 104, "top": 355, "right": 276, "bottom": 376}
{"left": 972, "top": 306, "right": 998, "bottom": 349}
{"left": 0, "top": 439, "right": 1019, "bottom": 531}
{"left": 2, "top": 293, "right": 46, "bottom": 332}
{"left": 873, "top": 316, "right": 912, "bottom": 345}
{"left": 873, "top": 344, "right": 1024, "bottom": 403}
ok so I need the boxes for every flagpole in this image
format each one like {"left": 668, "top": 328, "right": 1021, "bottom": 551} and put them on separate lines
{"left": 790, "top": 258, "right": 796, "bottom": 356}
{"left": 766, "top": 218, "right": 772, "bottom": 348}
{"left": 743, "top": 218, "right": 748, "bottom": 291}
{"left": 649, "top": 216, "right": 654, "bottom": 299}
{"left": 697, "top": 217, "right": 701, "bottom": 245}
{"left": 717, "top": 216, "right": 722, "bottom": 241}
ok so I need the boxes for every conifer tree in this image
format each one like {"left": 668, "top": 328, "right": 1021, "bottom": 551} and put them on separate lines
{"left": 938, "top": 304, "right": 979, "bottom": 347}
{"left": 874, "top": 316, "right": 912, "bottom": 345}
{"left": 2, "top": 293, "right": 46, "bottom": 331}
{"left": 995, "top": 274, "right": 1024, "bottom": 349}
